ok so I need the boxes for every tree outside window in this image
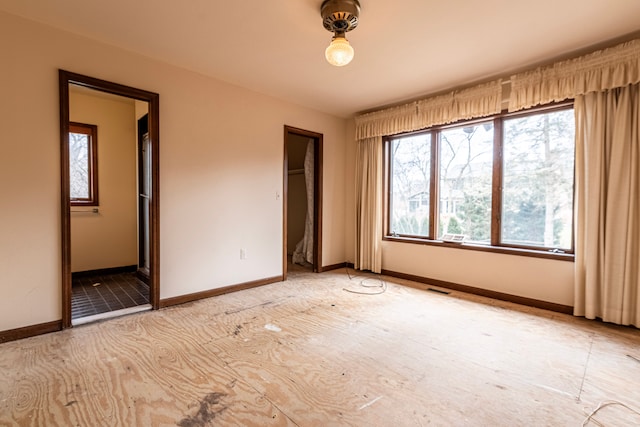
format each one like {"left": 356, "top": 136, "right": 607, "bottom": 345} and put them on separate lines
{"left": 502, "top": 109, "right": 575, "bottom": 250}
{"left": 438, "top": 123, "right": 494, "bottom": 243}
{"left": 386, "top": 103, "right": 575, "bottom": 255}
{"left": 69, "top": 122, "right": 98, "bottom": 206}
{"left": 389, "top": 133, "right": 431, "bottom": 237}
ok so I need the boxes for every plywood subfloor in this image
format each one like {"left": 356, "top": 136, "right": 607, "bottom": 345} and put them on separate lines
{"left": 1, "top": 269, "right": 639, "bottom": 426}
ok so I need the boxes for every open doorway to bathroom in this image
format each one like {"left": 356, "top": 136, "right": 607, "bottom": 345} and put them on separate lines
{"left": 59, "top": 70, "right": 160, "bottom": 328}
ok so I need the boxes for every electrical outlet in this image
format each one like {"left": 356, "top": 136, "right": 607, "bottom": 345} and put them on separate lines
{"left": 240, "top": 249, "right": 247, "bottom": 260}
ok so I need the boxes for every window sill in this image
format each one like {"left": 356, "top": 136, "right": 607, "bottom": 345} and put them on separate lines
{"left": 382, "top": 236, "right": 574, "bottom": 262}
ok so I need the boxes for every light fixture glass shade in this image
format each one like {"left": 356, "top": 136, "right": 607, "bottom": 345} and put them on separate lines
{"left": 325, "top": 36, "right": 354, "bottom": 66}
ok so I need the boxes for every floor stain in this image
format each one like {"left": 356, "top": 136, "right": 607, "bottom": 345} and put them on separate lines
{"left": 177, "top": 392, "right": 227, "bottom": 427}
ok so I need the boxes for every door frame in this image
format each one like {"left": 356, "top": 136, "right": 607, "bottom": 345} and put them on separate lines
{"left": 137, "top": 114, "right": 150, "bottom": 282}
{"left": 283, "top": 125, "right": 323, "bottom": 279}
{"left": 59, "top": 70, "right": 160, "bottom": 328}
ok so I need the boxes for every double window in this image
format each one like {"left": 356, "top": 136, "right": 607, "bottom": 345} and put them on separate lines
{"left": 386, "top": 103, "right": 575, "bottom": 257}
{"left": 69, "top": 122, "right": 99, "bottom": 206}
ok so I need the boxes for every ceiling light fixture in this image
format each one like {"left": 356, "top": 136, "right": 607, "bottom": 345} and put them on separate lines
{"left": 321, "top": 0, "right": 361, "bottom": 67}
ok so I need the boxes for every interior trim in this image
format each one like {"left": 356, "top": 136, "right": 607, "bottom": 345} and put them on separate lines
{"left": 382, "top": 236, "right": 575, "bottom": 261}
{"left": 382, "top": 269, "right": 574, "bottom": 315}
{"left": 318, "top": 262, "right": 347, "bottom": 272}
{"left": 159, "top": 275, "right": 284, "bottom": 308}
{"left": 0, "top": 320, "right": 62, "bottom": 344}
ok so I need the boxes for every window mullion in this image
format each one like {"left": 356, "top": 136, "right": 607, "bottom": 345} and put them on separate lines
{"left": 429, "top": 130, "right": 438, "bottom": 240}
{"left": 491, "top": 117, "right": 503, "bottom": 246}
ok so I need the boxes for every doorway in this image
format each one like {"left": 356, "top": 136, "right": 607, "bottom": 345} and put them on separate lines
{"left": 283, "top": 126, "right": 322, "bottom": 279}
{"left": 59, "top": 70, "right": 160, "bottom": 328}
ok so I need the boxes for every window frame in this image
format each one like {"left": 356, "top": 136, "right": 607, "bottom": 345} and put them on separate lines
{"left": 383, "top": 102, "right": 575, "bottom": 261}
{"left": 386, "top": 130, "right": 436, "bottom": 240}
{"left": 68, "top": 122, "right": 99, "bottom": 207}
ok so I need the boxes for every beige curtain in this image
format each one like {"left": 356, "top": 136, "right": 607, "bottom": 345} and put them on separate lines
{"left": 355, "top": 103, "right": 419, "bottom": 141}
{"left": 355, "top": 137, "right": 382, "bottom": 273}
{"left": 353, "top": 79, "right": 502, "bottom": 273}
{"left": 574, "top": 84, "right": 640, "bottom": 327}
{"left": 292, "top": 141, "right": 314, "bottom": 266}
{"left": 510, "top": 39, "right": 640, "bottom": 112}
{"left": 355, "top": 79, "right": 502, "bottom": 139}
{"left": 507, "top": 37, "right": 640, "bottom": 326}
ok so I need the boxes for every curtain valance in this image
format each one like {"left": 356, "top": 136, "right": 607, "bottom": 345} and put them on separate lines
{"left": 354, "top": 102, "right": 419, "bottom": 141}
{"left": 354, "top": 80, "right": 502, "bottom": 140}
{"left": 451, "top": 80, "right": 504, "bottom": 122}
{"left": 509, "top": 39, "right": 640, "bottom": 112}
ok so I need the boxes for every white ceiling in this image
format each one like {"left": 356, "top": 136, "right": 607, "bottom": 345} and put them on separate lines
{"left": 2, "top": 1, "right": 640, "bottom": 118}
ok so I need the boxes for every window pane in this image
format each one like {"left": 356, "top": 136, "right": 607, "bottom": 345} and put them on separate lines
{"left": 69, "top": 132, "right": 90, "bottom": 199}
{"left": 389, "top": 134, "right": 431, "bottom": 237}
{"left": 438, "top": 123, "right": 494, "bottom": 243}
{"left": 502, "top": 109, "right": 575, "bottom": 250}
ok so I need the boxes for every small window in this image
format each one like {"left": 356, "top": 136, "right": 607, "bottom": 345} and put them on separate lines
{"left": 69, "top": 122, "right": 98, "bottom": 206}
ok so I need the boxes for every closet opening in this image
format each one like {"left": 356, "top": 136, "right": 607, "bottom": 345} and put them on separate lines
{"left": 283, "top": 126, "right": 323, "bottom": 279}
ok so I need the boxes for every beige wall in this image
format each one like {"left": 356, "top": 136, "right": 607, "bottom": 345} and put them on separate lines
{"left": 0, "top": 11, "right": 347, "bottom": 331}
{"left": 0, "top": 9, "right": 575, "bottom": 333}
{"left": 69, "top": 88, "right": 138, "bottom": 272}
{"left": 134, "top": 100, "right": 148, "bottom": 121}
{"left": 381, "top": 242, "right": 574, "bottom": 306}
{"left": 345, "top": 120, "right": 575, "bottom": 307}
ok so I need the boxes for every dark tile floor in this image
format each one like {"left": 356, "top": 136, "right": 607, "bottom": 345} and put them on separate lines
{"left": 72, "top": 272, "right": 150, "bottom": 319}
